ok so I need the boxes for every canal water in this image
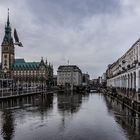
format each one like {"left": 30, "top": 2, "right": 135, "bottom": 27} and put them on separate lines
{"left": 0, "top": 93, "right": 140, "bottom": 140}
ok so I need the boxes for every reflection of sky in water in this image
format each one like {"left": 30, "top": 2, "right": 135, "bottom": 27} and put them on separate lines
{"left": 0, "top": 93, "right": 139, "bottom": 140}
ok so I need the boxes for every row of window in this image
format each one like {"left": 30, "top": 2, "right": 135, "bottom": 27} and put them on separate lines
{"left": 14, "top": 72, "right": 46, "bottom": 75}
{"left": 58, "top": 72, "right": 78, "bottom": 76}
{"left": 58, "top": 81, "right": 77, "bottom": 85}
{"left": 58, "top": 77, "right": 76, "bottom": 80}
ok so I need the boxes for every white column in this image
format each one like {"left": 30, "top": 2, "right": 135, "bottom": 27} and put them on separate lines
{"left": 136, "top": 69, "right": 139, "bottom": 92}
{"left": 126, "top": 76, "right": 128, "bottom": 88}
{"left": 130, "top": 74, "right": 132, "bottom": 89}
{"left": 138, "top": 44, "right": 140, "bottom": 62}
{"left": 119, "top": 77, "right": 121, "bottom": 88}
{"left": 128, "top": 74, "right": 129, "bottom": 89}
{"left": 121, "top": 77, "right": 122, "bottom": 88}
{"left": 133, "top": 73, "right": 135, "bottom": 89}
{"left": 122, "top": 76, "right": 124, "bottom": 88}
{"left": 124, "top": 76, "right": 125, "bottom": 88}
{"left": 121, "top": 77, "right": 123, "bottom": 88}
{"left": 119, "top": 77, "right": 120, "bottom": 88}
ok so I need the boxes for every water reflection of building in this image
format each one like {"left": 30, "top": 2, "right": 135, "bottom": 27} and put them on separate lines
{"left": 0, "top": 94, "right": 53, "bottom": 110}
{"left": 38, "top": 94, "right": 53, "bottom": 112}
{"left": 1, "top": 110, "right": 15, "bottom": 140}
{"left": 0, "top": 94, "right": 54, "bottom": 139}
{"left": 104, "top": 96, "right": 140, "bottom": 138}
{"left": 57, "top": 93, "right": 82, "bottom": 115}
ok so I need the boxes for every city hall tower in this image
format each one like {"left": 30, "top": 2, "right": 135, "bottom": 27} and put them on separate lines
{"left": 1, "top": 10, "right": 15, "bottom": 79}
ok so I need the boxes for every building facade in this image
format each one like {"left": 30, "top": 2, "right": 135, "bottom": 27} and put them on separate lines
{"left": 0, "top": 11, "right": 53, "bottom": 86}
{"left": 57, "top": 65, "right": 82, "bottom": 86}
{"left": 98, "top": 73, "right": 107, "bottom": 87}
{"left": 12, "top": 58, "right": 53, "bottom": 86}
{"left": 52, "top": 75, "right": 57, "bottom": 87}
{"left": 82, "top": 73, "right": 90, "bottom": 86}
{"left": 106, "top": 38, "right": 140, "bottom": 102}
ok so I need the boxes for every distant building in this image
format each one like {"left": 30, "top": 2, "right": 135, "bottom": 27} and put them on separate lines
{"left": 0, "top": 11, "right": 53, "bottom": 86}
{"left": 98, "top": 73, "right": 107, "bottom": 87}
{"left": 57, "top": 65, "right": 82, "bottom": 86}
{"left": 99, "top": 73, "right": 106, "bottom": 84}
{"left": 82, "top": 73, "right": 90, "bottom": 86}
{"left": 91, "top": 79, "right": 99, "bottom": 87}
{"left": 53, "top": 75, "right": 57, "bottom": 86}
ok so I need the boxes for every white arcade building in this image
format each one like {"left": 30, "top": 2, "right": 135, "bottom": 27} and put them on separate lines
{"left": 106, "top": 38, "right": 140, "bottom": 103}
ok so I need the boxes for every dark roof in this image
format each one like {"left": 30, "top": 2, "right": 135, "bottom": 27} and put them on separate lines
{"left": 58, "top": 65, "right": 82, "bottom": 73}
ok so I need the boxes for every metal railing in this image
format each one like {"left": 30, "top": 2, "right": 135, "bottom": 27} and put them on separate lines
{"left": 0, "top": 85, "right": 47, "bottom": 98}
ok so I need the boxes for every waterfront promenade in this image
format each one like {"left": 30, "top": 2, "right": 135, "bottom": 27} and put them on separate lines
{"left": 0, "top": 86, "right": 49, "bottom": 99}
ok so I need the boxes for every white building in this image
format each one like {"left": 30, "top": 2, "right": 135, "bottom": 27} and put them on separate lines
{"left": 106, "top": 38, "right": 140, "bottom": 102}
{"left": 100, "top": 73, "right": 106, "bottom": 84}
{"left": 57, "top": 65, "right": 82, "bottom": 86}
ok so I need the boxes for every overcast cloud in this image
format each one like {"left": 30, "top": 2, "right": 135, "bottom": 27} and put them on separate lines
{"left": 0, "top": 0, "right": 140, "bottom": 78}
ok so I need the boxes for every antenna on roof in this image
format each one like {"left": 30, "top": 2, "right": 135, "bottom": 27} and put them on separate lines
{"left": 7, "top": 8, "right": 10, "bottom": 26}
{"left": 67, "top": 60, "right": 69, "bottom": 65}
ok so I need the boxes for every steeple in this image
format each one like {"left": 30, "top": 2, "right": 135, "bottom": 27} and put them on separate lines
{"left": 2, "top": 9, "right": 13, "bottom": 45}
{"left": 1, "top": 9, "right": 15, "bottom": 79}
{"left": 40, "top": 57, "right": 44, "bottom": 64}
{"left": 7, "top": 8, "right": 10, "bottom": 26}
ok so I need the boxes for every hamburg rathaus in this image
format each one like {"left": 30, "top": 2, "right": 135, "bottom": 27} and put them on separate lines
{"left": 0, "top": 10, "right": 53, "bottom": 88}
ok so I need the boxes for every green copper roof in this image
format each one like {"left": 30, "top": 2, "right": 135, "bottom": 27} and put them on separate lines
{"left": 12, "top": 58, "right": 53, "bottom": 71}
{"left": 15, "top": 59, "right": 25, "bottom": 63}
{"left": 13, "top": 59, "right": 41, "bottom": 70}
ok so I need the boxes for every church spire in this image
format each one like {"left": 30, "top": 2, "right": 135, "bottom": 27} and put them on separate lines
{"left": 7, "top": 8, "right": 10, "bottom": 26}
{"left": 2, "top": 8, "right": 13, "bottom": 45}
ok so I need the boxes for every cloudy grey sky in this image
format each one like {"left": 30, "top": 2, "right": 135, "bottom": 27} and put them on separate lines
{"left": 0, "top": 0, "right": 140, "bottom": 78}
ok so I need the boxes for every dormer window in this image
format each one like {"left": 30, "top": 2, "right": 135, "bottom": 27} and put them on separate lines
{"left": 122, "top": 60, "right": 126, "bottom": 63}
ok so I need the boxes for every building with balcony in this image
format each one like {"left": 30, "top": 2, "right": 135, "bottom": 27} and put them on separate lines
{"left": 106, "top": 38, "right": 140, "bottom": 102}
